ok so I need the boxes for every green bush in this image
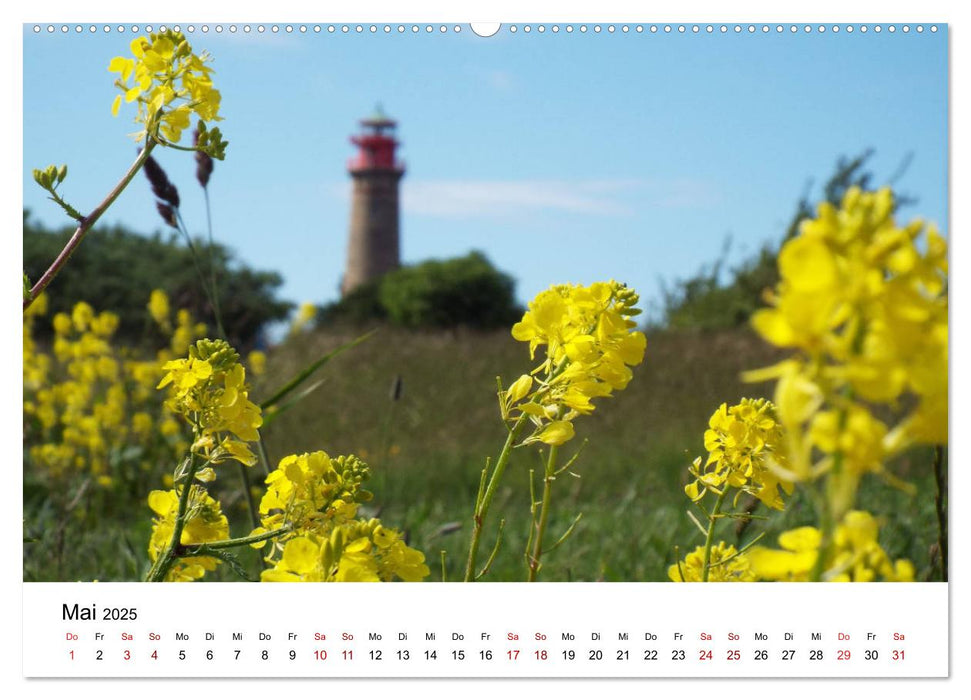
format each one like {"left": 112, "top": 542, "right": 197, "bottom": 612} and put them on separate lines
{"left": 379, "top": 252, "right": 521, "bottom": 329}
{"left": 321, "top": 251, "right": 521, "bottom": 330}
{"left": 23, "top": 211, "right": 293, "bottom": 351}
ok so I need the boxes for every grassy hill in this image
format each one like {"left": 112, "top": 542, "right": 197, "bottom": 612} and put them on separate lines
{"left": 24, "top": 322, "right": 942, "bottom": 582}
{"left": 251, "top": 325, "right": 942, "bottom": 582}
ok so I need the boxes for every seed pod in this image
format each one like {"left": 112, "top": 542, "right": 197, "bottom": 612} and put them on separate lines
{"left": 156, "top": 202, "right": 178, "bottom": 228}
{"left": 142, "top": 153, "right": 180, "bottom": 207}
{"left": 194, "top": 128, "right": 214, "bottom": 188}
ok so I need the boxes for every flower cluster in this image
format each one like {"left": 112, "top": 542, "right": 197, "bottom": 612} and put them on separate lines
{"left": 262, "top": 519, "right": 429, "bottom": 582}
{"left": 668, "top": 542, "right": 756, "bottom": 582}
{"left": 503, "top": 281, "right": 647, "bottom": 445}
{"left": 686, "top": 398, "right": 792, "bottom": 510}
{"left": 23, "top": 294, "right": 192, "bottom": 489}
{"left": 749, "top": 188, "right": 947, "bottom": 494}
{"left": 251, "top": 451, "right": 373, "bottom": 543}
{"left": 147, "top": 486, "right": 229, "bottom": 582}
{"left": 747, "top": 510, "right": 915, "bottom": 582}
{"left": 157, "top": 339, "right": 263, "bottom": 467}
{"left": 109, "top": 30, "right": 225, "bottom": 154}
{"left": 253, "top": 451, "right": 428, "bottom": 582}
{"left": 746, "top": 187, "right": 948, "bottom": 532}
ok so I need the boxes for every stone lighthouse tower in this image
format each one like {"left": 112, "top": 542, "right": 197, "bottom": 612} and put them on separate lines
{"left": 342, "top": 106, "right": 405, "bottom": 296}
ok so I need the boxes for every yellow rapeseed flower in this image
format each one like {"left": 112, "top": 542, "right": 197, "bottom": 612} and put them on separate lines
{"left": 110, "top": 30, "right": 222, "bottom": 146}
{"left": 147, "top": 486, "right": 229, "bottom": 582}
{"left": 505, "top": 281, "right": 646, "bottom": 445}
{"left": 668, "top": 542, "right": 756, "bottom": 582}
{"left": 747, "top": 510, "right": 915, "bottom": 582}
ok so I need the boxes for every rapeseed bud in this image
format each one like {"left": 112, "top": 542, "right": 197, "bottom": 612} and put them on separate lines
{"left": 251, "top": 451, "right": 373, "bottom": 548}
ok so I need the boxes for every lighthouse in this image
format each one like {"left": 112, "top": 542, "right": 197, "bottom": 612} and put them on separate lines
{"left": 342, "top": 106, "right": 405, "bottom": 296}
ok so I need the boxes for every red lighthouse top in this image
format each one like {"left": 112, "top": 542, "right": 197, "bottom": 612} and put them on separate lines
{"left": 348, "top": 105, "right": 405, "bottom": 174}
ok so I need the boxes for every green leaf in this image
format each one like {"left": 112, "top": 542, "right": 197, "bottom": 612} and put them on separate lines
{"left": 258, "top": 329, "right": 377, "bottom": 412}
{"left": 48, "top": 194, "right": 84, "bottom": 222}
{"left": 260, "top": 379, "right": 325, "bottom": 429}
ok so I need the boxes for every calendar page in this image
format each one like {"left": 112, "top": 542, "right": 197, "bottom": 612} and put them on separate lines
{"left": 16, "top": 0, "right": 956, "bottom": 690}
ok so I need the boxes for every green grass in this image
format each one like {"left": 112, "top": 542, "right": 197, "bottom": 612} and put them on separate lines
{"left": 22, "top": 324, "right": 946, "bottom": 582}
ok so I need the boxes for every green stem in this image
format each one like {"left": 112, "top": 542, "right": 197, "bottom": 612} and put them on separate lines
{"left": 527, "top": 445, "right": 559, "bottom": 582}
{"left": 810, "top": 402, "right": 850, "bottom": 582}
{"left": 147, "top": 453, "right": 200, "bottom": 582}
{"left": 25, "top": 141, "right": 156, "bottom": 310}
{"left": 464, "top": 414, "right": 528, "bottom": 582}
{"left": 256, "top": 433, "right": 273, "bottom": 478}
{"left": 701, "top": 488, "right": 728, "bottom": 582}
{"left": 237, "top": 460, "right": 259, "bottom": 532}
{"left": 177, "top": 526, "right": 290, "bottom": 555}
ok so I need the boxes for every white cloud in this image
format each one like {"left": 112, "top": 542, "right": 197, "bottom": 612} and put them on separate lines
{"left": 397, "top": 178, "right": 721, "bottom": 219}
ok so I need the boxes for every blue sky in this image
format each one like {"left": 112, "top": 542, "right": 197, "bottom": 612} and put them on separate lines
{"left": 22, "top": 24, "right": 948, "bottom": 319}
